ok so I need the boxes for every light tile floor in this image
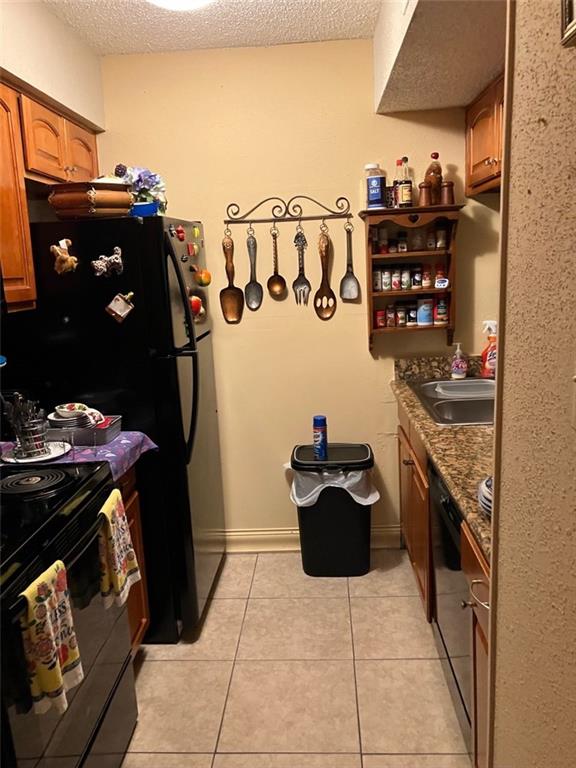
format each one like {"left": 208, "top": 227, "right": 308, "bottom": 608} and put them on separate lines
{"left": 123, "top": 551, "right": 470, "bottom": 768}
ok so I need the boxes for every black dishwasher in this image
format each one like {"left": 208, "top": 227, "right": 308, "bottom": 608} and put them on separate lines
{"left": 429, "top": 462, "right": 471, "bottom": 751}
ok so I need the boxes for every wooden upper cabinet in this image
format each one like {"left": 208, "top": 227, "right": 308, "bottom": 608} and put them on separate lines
{"left": 20, "top": 95, "right": 68, "bottom": 181}
{"left": 65, "top": 121, "right": 99, "bottom": 181}
{"left": 465, "top": 74, "right": 504, "bottom": 195}
{"left": 0, "top": 84, "right": 36, "bottom": 306}
{"left": 20, "top": 95, "right": 99, "bottom": 182}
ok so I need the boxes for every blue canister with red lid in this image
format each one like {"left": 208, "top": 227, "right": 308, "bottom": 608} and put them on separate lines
{"left": 313, "top": 415, "right": 328, "bottom": 461}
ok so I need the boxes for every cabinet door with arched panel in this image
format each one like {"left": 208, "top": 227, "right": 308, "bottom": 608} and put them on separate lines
{"left": 20, "top": 95, "right": 68, "bottom": 180}
{"left": 65, "top": 121, "right": 99, "bottom": 181}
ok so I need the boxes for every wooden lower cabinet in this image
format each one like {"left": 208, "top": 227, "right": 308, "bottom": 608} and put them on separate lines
{"left": 398, "top": 425, "right": 431, "bottom": 620}
{"left": 0, "top": 84, "right": 36, "bottom": 307}
{"left": 118, "top": 468, "right": 150, "bottom": 652}
{"left": 462, "top": 522, "right": 491, "bottom": 768}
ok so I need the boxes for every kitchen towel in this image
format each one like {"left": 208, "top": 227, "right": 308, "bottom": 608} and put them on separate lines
{"left": 98, "top": 489, "right": 141, "bottom": 608}
{"left": 20, "top": 560, "right": 84, "bottom": 715}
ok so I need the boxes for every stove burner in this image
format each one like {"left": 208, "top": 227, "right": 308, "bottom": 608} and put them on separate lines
{"left": 1, "top": 468, "right": 71, "bottom": 497}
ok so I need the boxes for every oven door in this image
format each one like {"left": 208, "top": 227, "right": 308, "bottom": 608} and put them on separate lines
{"left": 3, "top": 527, "right": 137, "bottom": 767}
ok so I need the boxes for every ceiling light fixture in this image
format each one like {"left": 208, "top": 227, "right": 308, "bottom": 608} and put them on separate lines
{"left": 146, "top": 0, "right": 215, "bottom": 11}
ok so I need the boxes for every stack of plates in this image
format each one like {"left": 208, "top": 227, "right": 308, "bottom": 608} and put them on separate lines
{"left": 477, "top": 476, "right": 493, "bottom": 518}
{"left": 48, "top": 411, "right": 92, "bottom": 428}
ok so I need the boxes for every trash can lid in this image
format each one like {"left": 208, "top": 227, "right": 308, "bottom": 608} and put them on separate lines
{"left": 291, "top": 443, "right": 374, "bottom": 472}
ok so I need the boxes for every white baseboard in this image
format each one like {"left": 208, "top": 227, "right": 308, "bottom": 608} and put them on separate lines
{"left": 224, "top": 525, "right": 401, "bottom": 553}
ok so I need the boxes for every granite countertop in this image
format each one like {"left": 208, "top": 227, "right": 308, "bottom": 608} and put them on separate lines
{"left": 391, "top": 379, "right": 493, "bottom": 563}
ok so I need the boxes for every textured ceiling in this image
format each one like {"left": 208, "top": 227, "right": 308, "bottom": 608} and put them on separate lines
{"left": 44, "top": 0, "right": 382, "bottom": 55}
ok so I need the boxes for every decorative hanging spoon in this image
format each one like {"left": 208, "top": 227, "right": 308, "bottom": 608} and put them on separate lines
{"left": 244, "top": 226, "right": 263, "bottom": 311}
{"left": 313, "top": 224, "right": 337, "bottom": 320}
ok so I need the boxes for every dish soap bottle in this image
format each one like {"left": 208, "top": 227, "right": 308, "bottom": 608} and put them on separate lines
{"left": 481, "top": 321, "right": 498, "bottom": 379}
{"left": 450, "top": 343, "right": 468, "bottom": 379}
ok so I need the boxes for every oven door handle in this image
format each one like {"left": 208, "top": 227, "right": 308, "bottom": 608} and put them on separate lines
{"left": 8, "top": 517, "right": 104, "bottom": 623}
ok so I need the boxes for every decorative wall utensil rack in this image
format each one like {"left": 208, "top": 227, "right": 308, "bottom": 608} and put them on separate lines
{"left": 224, "top": 195, "right": 352, "bottom": 226}
{"left": 219, "top": 195, "right": 357, "bottom": 325}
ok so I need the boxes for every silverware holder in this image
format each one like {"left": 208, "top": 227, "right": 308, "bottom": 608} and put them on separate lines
{"left": 14, "top": 419, "right": 49, "bottom": 458}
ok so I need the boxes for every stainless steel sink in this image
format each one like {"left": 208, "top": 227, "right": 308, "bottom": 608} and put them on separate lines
{"left": 418, "top": 379, "right": 495, "bottom": 400}
{"left": 411, "top": 379, "right": 495, "bottom": 426}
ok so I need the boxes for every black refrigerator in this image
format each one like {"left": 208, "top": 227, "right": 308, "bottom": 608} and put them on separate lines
{"left": 3, "top": 216, "right": 226, "bottom": 643}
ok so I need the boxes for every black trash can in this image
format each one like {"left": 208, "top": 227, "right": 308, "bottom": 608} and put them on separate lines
{"left": 290, "top": 443, "right": 375, "bottom": 577}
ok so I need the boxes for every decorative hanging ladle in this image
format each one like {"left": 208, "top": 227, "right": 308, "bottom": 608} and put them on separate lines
{"left": 267, "top": 225, "right": 287, "bottom": 299}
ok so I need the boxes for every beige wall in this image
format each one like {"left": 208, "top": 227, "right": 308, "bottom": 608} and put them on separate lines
{"left": 0, "top": 1, "right": 104, "bottom": 126}
{"left": 100, "top": 39, "right": 499, "bottom": 543}
{"left": 492, "top": 0, "right": 576, "bottom": 765}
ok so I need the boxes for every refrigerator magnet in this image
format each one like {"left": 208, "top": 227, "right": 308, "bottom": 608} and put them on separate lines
{"left": 91, "top": 246, "right": 124, "bottom": 277}
{"left": 168, "top": 224, "right": 177, "bottom": 238}
{"left": 175, "top": 225, "right": 186, "bottom": 241}
{"left": 105, "top": 292, "right": 134, "bottom": 323}
{"left": 51, "top": 239, "right": 78, "bottom": 275}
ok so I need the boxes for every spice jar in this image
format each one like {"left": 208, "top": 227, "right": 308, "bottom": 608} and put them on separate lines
{"left": 435, "top": 263, "right": 450, "bottom": 289}
{"left": 422, "top": 266, "right": 432, "bottom": 289}
{"left": 435, "top": 228, "right": 447, "bottom": 249}
{"left": 411, "top": 265, "right": 422, "bottom": 290}
{"left": 391, "top": 269, "right": 401, "bottom": 291}
{"left": 407, "top": 304, "right": 418, "bottom": 326}
{"left": 395, "top": 305, "right": 407, "bottom": 327}
{"left": 382, "top": 269, "right": 392, "bottom": 291}
{"left": 386, "top": 305, "right": 396, "bottom": 327}
{"left": 434, "top": 295, "right": 449, "bottom": 326}
{"left": 374, "top": 310, "right": 387, "bottom": 328}
{"left": 378, "top": 225, "right": 389, "bottom": 253}
{"left": 410, "top": 229, "right": 426, "bottom": 251}
{"left": 372, "top": 269, "right": 383, "bottom": 292}
{"left": 426, "top": 229, "right": 436, "bottom": 249}
{"left": 398, "top": 232, "right": 408, "bottom": 252}
{"left": 401, "top": 269, "right": 411, "bottom": 290}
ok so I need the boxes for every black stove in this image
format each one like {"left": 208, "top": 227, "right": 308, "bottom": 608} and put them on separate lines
{"left": 0, "top": 462, "right": 113, "bottom": 600}
{"left": 1, "top": 460, "right": 137, "bottom": 768}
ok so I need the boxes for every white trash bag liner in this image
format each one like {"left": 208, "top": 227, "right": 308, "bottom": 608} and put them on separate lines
{"left": 290, "top": 469, "right": 380, "bottom": 508}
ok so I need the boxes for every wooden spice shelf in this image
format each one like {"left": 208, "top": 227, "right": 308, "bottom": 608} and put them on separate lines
{"left": 372, "top": 324, "right": 452, "bottom": 335}
{"left": 371, "top": 250, "right": 449, "bottom": 261}
{"left": 372, "top": 288, "right": 452, "bottom": 299}
{"left": 362, "top": 204, "right": 462, "bottom": 350}
{"left": 359, "top": 205, "right": 464, "bottom": 219}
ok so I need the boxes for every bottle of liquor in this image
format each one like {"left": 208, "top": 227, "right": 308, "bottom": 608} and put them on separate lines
{"left": 394, "top": 156, "right": 413, "bottom": 208}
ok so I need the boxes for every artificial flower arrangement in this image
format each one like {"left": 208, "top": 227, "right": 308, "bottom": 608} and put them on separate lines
{"left": 113, "top": 163, "right": 168, "bottom": 213}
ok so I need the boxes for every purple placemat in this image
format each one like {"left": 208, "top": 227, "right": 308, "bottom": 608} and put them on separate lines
{"left": 1, "top": 431, "right": 158, "bottom": 481}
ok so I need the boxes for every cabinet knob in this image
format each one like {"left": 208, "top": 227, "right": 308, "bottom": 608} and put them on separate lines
{"left": 402, "top": 458, "right": 415, "bottom": 466}
{"left": 484, "top": 158, "right": 492, "bottom": 166}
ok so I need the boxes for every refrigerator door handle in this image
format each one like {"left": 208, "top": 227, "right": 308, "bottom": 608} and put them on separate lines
{"left": 186, "top": 350, "right": 199, "bottom": 464}
{"left": 165, "top": 232, "right": 196, "bottom": 356}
